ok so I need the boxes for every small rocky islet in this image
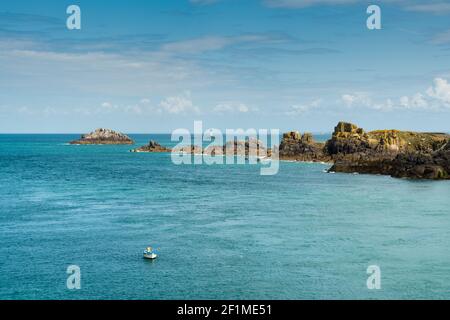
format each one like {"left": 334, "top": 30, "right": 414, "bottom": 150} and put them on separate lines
{"left": 70, "top": 128, "right": 134, "bottom": 145}
{"left": 131, "top": 140, "right": 170, "bottom": 153}
{"left": 72, "top": 123, "right": 450, "bottom": 180}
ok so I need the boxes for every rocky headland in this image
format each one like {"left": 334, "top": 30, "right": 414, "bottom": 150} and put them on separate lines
{"left": 70, "top": 128, "right": 134, "bottom": 145}
{"left": 127, "top": 121, "right": 448, "bottom": 180}
{"left": 279, "top": 121, "right": 449, "bottom": 180}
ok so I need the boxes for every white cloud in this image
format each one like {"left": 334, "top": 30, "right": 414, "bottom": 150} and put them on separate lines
{"left": 0, "top": 44, "right": 212, "bottom": 98}
{"left": 397, "top": 78, "right": 450, "bottom": 110}
{"left": 341, "top": 77, "right": 450, "bottom": 111}
{"left": 426, "top": 77, "right": 450, "bottom": 104}
{"left": 285, "top": 99, "right": 322, "bottom": 115}
{"left": 341, "top": 94, "right": 356, "bottom": 106}
{"left": 213, "top": 102, "right": 257, "bottom": 114}
{"left": 341, "top": 93, "right": 373, "bottom": 108}
{"left": 340, "top": 92, "right": 400, "bottom": 111}
{"left": 101, "top": 102, "right": 114, "bottom": 109}
{"left": 159, "top": 92, "right": 200, "bottom": 114}
{"left": 399, "top": 93, "right": 428, "bottom": 109}
{"left": 7, "top": 95, "right": 202, "bottom": 118}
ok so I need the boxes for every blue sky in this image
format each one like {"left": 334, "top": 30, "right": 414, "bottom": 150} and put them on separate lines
{"left": 0, "top": 0, "right": 449, "bottom": 133}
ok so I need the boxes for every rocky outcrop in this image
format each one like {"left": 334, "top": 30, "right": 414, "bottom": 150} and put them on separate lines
{"left": 326, "top": 122, "right": 370, "bottom": 155}
{"left": 70, "top": 128, "right": 134, "bottom": 145}
{"left": 279, "top": 121, "right": 449, "bottom": 180}
{"left": 326, "top": 122, "right": 449, "bottom": 179}
{"left": 389, "top": 141, "right": 450, "bottom": 179}
{"left": 224, "top": 138, "right": 270, "bottom": 157}
{"left": 279, "top": 131, "right": 330, "bottom": 162}
{"left": 131, "top": 140, "right": 171, "bottom": 153}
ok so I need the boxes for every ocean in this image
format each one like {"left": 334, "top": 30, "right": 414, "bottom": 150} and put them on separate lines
{"left": 0, "top": 134, "right": 449, "bottom": 299}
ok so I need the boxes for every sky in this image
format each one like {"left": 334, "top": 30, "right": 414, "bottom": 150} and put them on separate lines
{"left": 0, "top": 0, "right": 450, "bottom": 133}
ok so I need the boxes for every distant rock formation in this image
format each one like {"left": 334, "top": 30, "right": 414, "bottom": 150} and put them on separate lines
{"left": 326, "top": 122, "right": 370, "bottom": 155}
{"left": 325, "top": 122, "right": 449, "bottom": 179}
{"left": 70, "top": 128, "right": 134, "bottom": 145}
{"left": 326, "top": 122, "right": 447, "bottom": 156}
{"left": 278, "top": 121, "right": 449, "bottom": 179}
{"left": 224, "top": 138, "right": 270, "bottom": 157}
{"left": 279, "top": 131, "right": 330, "bottom": 162}
{"left": 131, "top": 140, "right": 171, "bottom": 153}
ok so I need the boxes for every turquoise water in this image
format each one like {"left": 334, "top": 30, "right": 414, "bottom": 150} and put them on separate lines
{"left": 0, "top": 134, "right": 449, "bottom": 300}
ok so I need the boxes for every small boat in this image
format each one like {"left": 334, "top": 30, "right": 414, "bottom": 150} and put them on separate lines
{"left": 143, "top": 247, "right": 158, "bottom": 260}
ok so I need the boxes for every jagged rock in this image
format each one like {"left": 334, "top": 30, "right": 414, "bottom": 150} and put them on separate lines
{"left": 326, "top": 122, "right": 370, "bottom": 155}
{"left": 444, "top": 141, "right": 450, "bottom": 151}
{"left": 279, "top": 131, "right": 330, "bottom": 162}
{"left": 70, "top": 128, "right": 134, "bottom": 145}
{"left": 389, "top": 140, "right": 450, "bottom": 179}
{"left": 301, "top": 133, "right": 314, "bottom": 144}
{"left": 224, "top": 138, "right": 269, "bottom": 157}
{"left": 131, "top": 140, "right": 171, "bottom": 153}
{"left": 283, "top": 131, "right": 301, "bottom": 141}
{"left": 334, "top": 121, "right": 360, "bottom": 134}
{"left": 328, "top": 151, "right": 394, "bottom": 175}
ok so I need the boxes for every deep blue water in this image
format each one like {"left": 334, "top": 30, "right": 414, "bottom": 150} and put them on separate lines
{"left": 0, "top": 134, "right": 449, "bottom": 300}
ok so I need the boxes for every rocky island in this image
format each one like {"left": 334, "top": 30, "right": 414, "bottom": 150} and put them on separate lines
{"left": 131, "top": 140, "right": 171, "bottom": 153}
{"left": 70, "top": 128, "right": 134, "bottom": 145}
{"left": 278, "top": 121, "right": 449, "bottom": 180}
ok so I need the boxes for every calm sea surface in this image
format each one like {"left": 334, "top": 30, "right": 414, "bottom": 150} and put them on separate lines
{"left": 0, "top": 134, "right": 449, "bottom": 299}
